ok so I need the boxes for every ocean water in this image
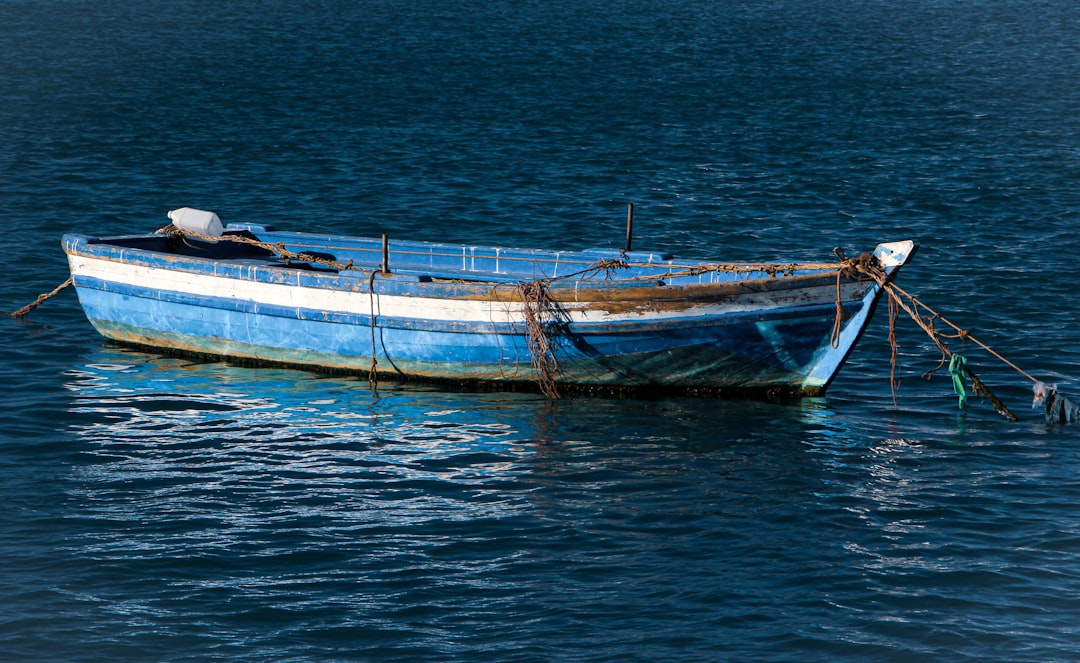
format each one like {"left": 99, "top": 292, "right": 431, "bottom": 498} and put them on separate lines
{"left": 4, "top": 0, "right": 1080, "bottom": 660}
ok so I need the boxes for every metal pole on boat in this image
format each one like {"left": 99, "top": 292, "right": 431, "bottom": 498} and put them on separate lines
{"left": 625, "top": 202, "right": 634, "bottom": 252}
{"left": 381, "top": 233, "right": 390, "bottom": 274}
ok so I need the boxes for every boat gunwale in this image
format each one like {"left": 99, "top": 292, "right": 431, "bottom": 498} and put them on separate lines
{"left": 62, "top": 232, "right": 867, "bottom": 304}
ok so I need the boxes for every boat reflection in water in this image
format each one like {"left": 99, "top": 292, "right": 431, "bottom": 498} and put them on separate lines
{"left": 63, "top": 348, "right": 557, "bottom": 531}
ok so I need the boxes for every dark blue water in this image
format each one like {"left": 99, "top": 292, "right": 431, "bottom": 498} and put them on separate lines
{"left": 4, "top": 0, "right": 1080, "bottom": 660}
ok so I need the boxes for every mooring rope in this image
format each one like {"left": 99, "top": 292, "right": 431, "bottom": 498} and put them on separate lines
{"left": 830, "top": 269, "right": 846, "bottom": 349}
{"left": 851, "top": 260, "right": 1037, "bottom": 383}
{"left": 884, "top": 280, "right": 1037, "bottom": 384}
{"left": 847, "top": 258, "right": 1032, "bottom": 420}
{"left": 887, "top": 290, "right": 901, "bottom": 404}
{"left": 368, "top": 270, "right": 380, "bottom": 397}
{"left": 10, "top": 278, "right": 73, "bottom": 318}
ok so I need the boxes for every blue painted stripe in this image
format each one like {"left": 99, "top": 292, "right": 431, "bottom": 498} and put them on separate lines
{"left": 86, "top": 317, "right": 825, "bottom": 395}
{"left": 74, "top": 276, "right": 846, "bottom": 372}
{"left": 84, "top": 312, "right": 826, "bottom": 389}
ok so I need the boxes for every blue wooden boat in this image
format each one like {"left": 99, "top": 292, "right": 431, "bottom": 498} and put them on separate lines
{"left": 62, "top": 209, "right": 917, "bottom": 398}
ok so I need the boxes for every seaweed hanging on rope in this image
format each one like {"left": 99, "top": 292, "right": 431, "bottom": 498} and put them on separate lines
{"left": 516, "top": 279, "right": 569, "bottom": 399}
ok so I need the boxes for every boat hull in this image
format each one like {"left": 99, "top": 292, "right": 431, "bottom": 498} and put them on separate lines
{"left": 63, "top": 227, "right": 917, "bottom": 397}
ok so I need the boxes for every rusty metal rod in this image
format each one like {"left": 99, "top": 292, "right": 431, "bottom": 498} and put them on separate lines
{"left": 625, "top": 203, "right": 634, "bottom": 252}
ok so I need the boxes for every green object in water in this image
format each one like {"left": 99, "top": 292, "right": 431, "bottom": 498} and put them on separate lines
{"left": 949, "top": 354, "right": 968, "bottom": 409}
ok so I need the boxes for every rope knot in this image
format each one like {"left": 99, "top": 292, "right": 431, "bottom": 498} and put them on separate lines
{"left": 839, "top": 252, "right": 879, "bottom": 280}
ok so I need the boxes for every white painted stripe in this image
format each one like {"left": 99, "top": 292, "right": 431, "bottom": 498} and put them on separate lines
{"left": 68, "top": 254, "right": 860, "bottom": 325}
{"left": 70, "top": 255, "right": 500, "bottom": 322}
